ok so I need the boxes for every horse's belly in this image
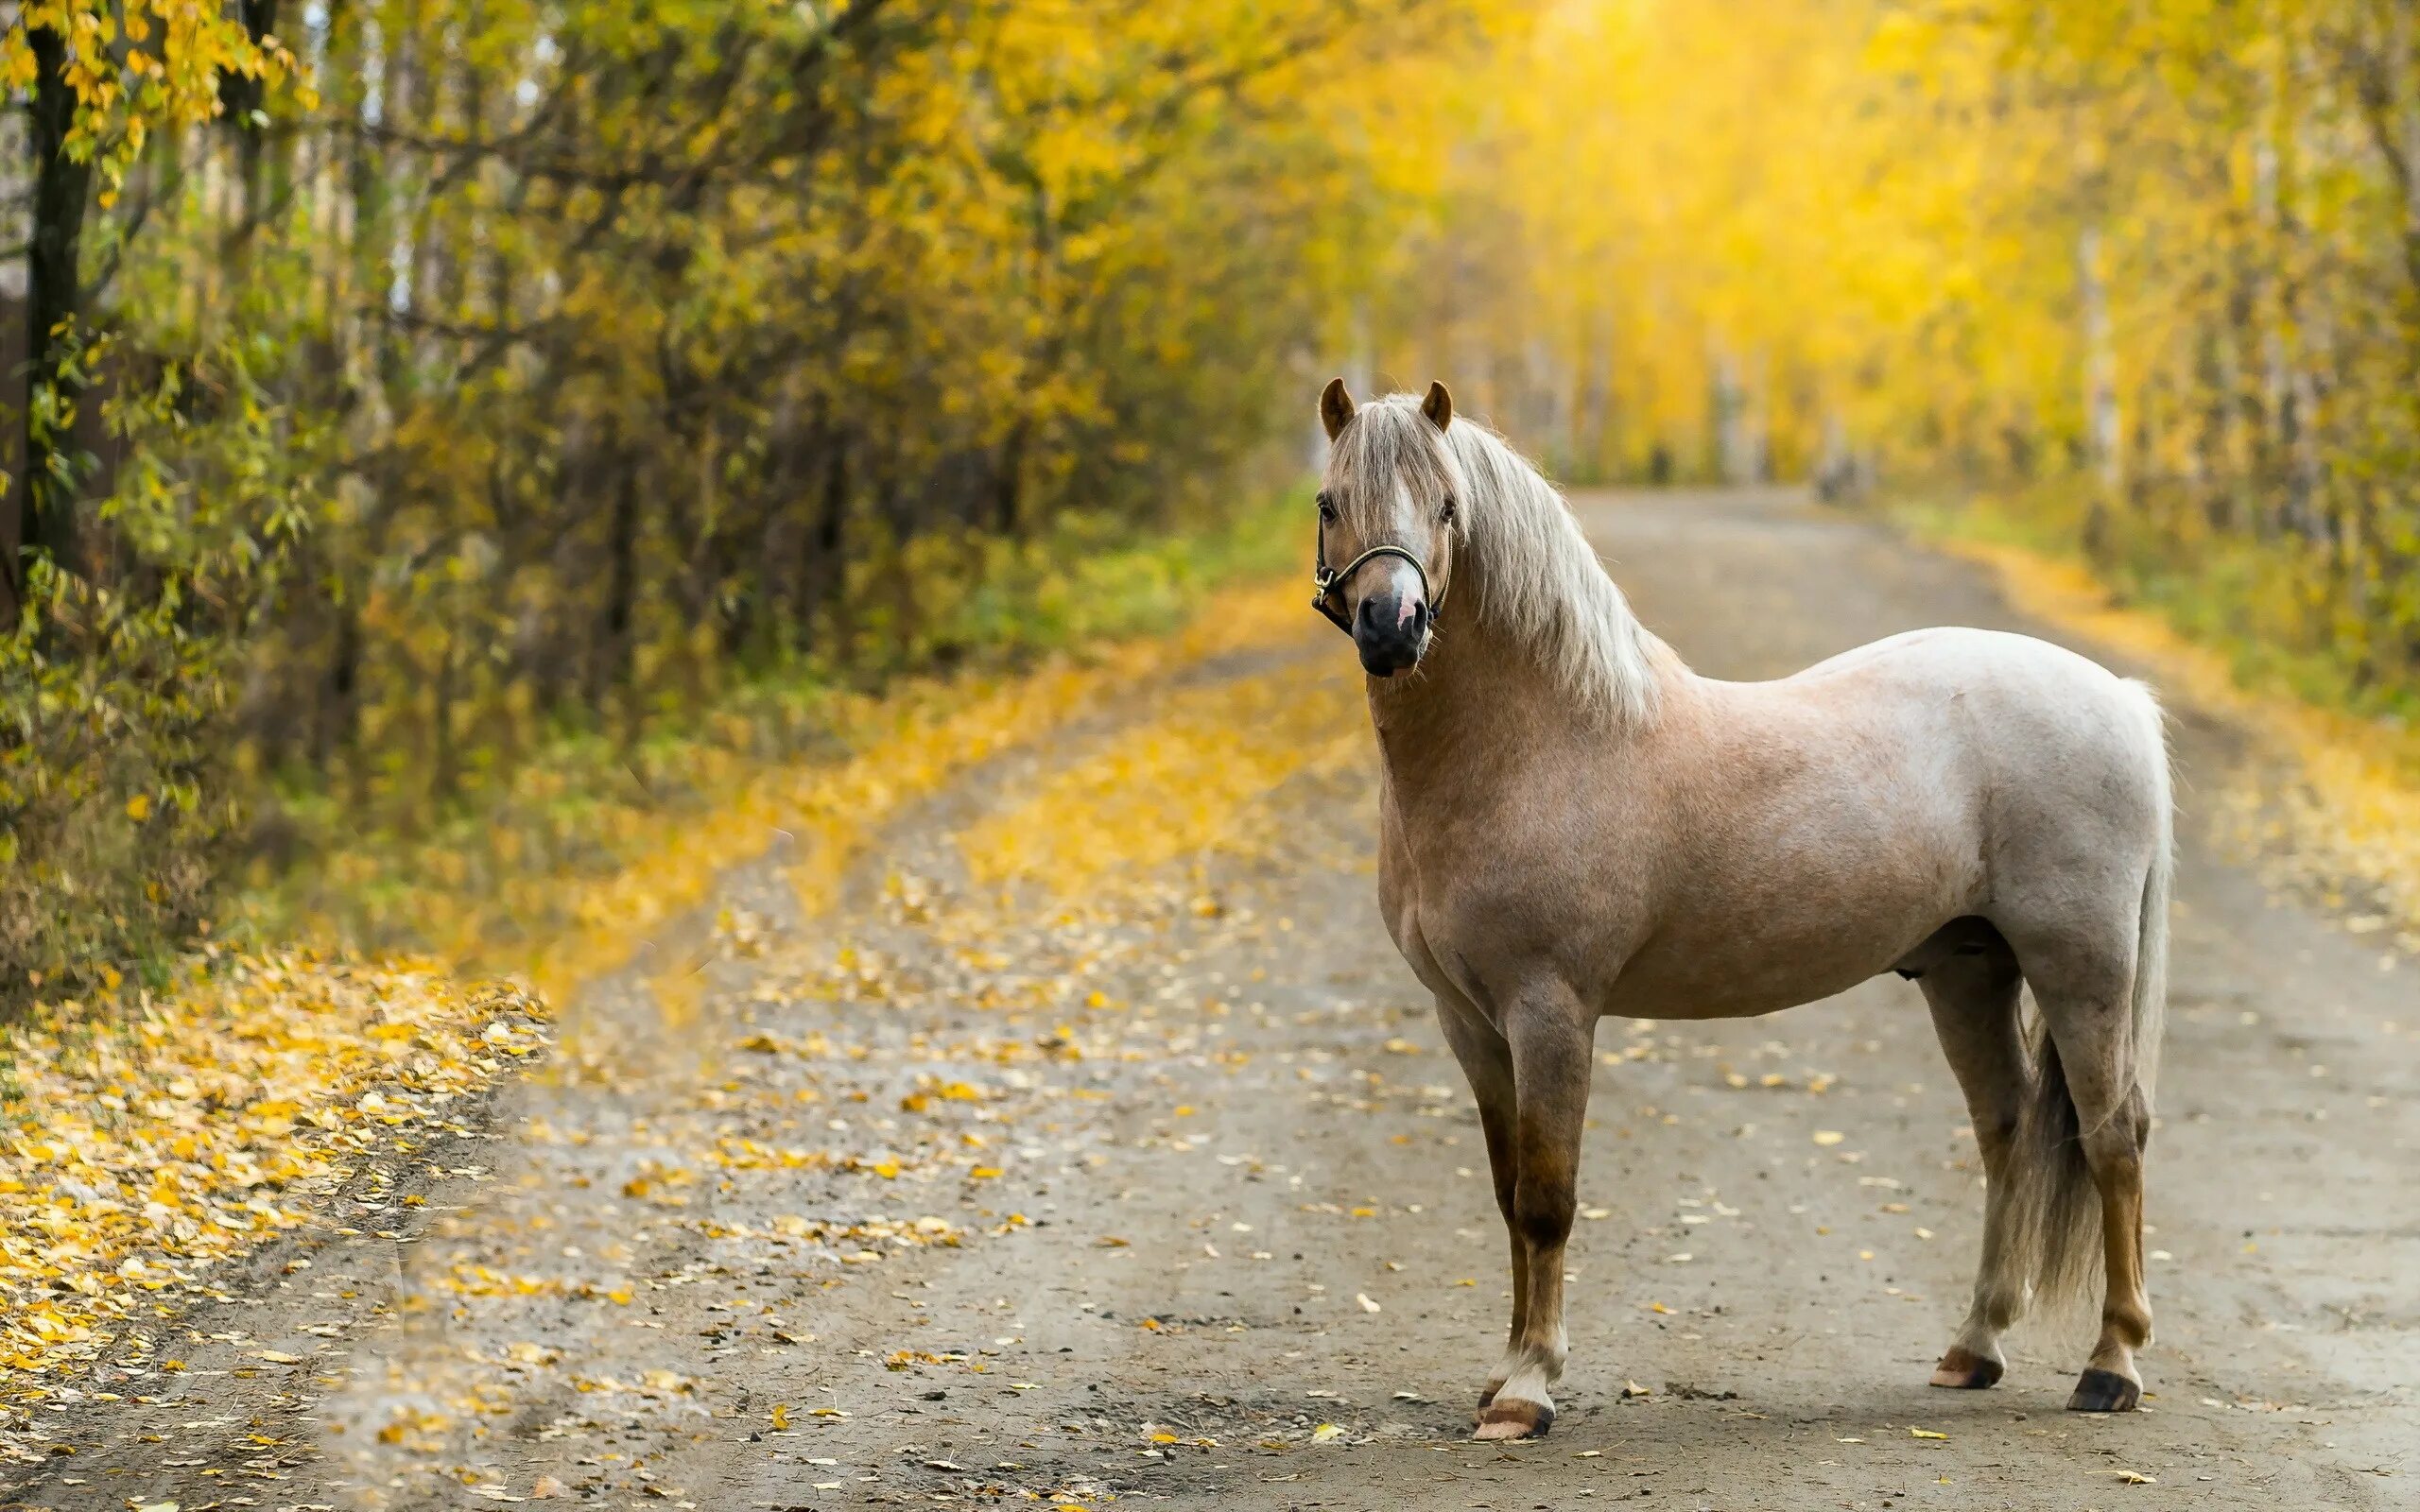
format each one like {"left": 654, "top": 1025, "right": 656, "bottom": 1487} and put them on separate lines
{"left": 1607, "top": 912, "right": 1936, "bottom": 1020}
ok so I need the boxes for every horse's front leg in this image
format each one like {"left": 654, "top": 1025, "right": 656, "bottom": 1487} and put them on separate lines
{"left": 1434, "top": 996, "right": 1527, "bottom": 1413}
{"left": 1476, "top": 987, "right": 1594, "bottom": 1441}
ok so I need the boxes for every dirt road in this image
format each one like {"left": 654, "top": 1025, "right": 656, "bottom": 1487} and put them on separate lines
{"left": 18, "top": 490, "right": 2415, "bottom": 1511}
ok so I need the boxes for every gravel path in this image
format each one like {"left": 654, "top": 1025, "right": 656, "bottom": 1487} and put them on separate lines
{"left": 17, "top": 489, "right": 2413, "bottom": 1511}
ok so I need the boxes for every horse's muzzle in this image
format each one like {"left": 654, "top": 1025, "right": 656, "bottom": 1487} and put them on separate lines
{"left": 1354, "top": 592, "right": 1429, "bottom": 677}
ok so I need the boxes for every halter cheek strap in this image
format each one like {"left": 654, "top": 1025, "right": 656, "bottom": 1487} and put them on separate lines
{"left": 1311, "top": 541, "right": 1443, "bottom": 636}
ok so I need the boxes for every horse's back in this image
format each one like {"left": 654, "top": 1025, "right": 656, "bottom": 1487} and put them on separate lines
{"left": 1789, "top": 626, "right": 2160, "bottom": 791}
{"left": 1790, "top": 625, "right": 2169, "bottom": 930}
{"left": 1793, "top": 625, "right": 2131, "bottom": 700}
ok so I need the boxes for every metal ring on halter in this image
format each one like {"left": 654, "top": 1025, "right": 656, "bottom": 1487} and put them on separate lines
{"left": 1311, "top": 541, "right": 1443, "bottom": 637}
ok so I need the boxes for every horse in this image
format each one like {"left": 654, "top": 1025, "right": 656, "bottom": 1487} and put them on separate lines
{"left": 1311, "top": 379, "right": 2171, "bottom": 1441}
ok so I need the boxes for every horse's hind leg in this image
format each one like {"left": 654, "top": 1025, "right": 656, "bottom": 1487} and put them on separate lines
{"left": 2031, "top": 975, "right": 2153, "bottom": 1412}
{"left": 1915, "top": 935, "right": 2029, "bottom": 1389}
{"left": 1433, "top": 994, "right": 1527, "bottom": 1414}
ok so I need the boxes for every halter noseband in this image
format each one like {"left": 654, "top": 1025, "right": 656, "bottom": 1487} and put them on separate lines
{"left": 1311, "top": 541, "right": 1442, "bottom": 636}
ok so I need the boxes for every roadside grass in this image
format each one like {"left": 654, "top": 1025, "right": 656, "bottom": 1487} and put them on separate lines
{"left": 1892, "top": 488, "right": 2420, "bottom": 950}
{"left": 0, "top": 490, "right": 1318, "bottom": 1402}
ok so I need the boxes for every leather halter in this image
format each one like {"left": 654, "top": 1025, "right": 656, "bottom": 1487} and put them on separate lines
{"left": 1311, "top": 537, "right": 1443, "bottom": 636}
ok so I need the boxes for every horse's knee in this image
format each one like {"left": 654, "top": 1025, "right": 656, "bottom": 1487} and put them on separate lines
{"left": 2120, "top": 1084, "right": 2150, "bottom": 1154}
{"left": 1512, "top": 1177, "right": 1576, "bottom": 1250}
{"left": 2081, "top": 1086, "right": 2151, "bottom": 1174}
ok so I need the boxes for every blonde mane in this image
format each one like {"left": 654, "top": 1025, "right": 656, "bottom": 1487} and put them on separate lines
{"left": 1336, "top": 395, "right": 1666, "bottom": 725}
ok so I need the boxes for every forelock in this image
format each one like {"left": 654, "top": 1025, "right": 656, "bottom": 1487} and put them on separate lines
{"left": 1326, "top": 396, "right": 1458, "bottom": 520}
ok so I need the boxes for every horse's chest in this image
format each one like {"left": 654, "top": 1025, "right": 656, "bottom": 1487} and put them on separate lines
{"left": 1378, "top": 839, "right": 1464, "bottom": 997}
{"left": 1376, "top": 841, "right": 1429, "bottom": 962}
{"left": 1379, "top": 832, "right": 1617, "bottom": 1014}
{"left": 1383, "top": 897, "right": 1478, "bottom": 1021}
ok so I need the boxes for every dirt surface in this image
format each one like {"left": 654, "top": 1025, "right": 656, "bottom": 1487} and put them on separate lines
{"left": 15, "top": 488, "right": 2415, "bottom": 1511}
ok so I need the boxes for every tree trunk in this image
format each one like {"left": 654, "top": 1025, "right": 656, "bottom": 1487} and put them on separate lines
{"left": 992, "top": 421, "right": 1028, "bottom": 536}
{"left": 798, "top": 426, "right": 850, "bottom": 655}
{"left": 2078, "top": 225, "right": 2122, "bottom": 498}
{"left": 20, "top": 21, "right": 96, "bottom": 596}
{"left": 318, "top": 597, "right": 362, "bottom": 773}
{"left": 219, "top": 0, "right": 282, "bottom": 229}
{"left": 599, "top": 438, "right": 642, "bottom": 738}
{"left": 431, "top": 622, "right": 458, "bottom": 807}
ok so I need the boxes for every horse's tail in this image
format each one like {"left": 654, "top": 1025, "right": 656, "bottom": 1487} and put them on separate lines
{"left": 2005, "top": 681, "right": 2171, "bottom": 1314}
{"left": 2129, "top": 687, "right": 2172, "bottom": 1112}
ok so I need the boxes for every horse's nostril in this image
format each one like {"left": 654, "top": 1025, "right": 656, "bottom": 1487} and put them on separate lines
{"left": 1353, "top": 594, "right": 1426, "bottom": 671}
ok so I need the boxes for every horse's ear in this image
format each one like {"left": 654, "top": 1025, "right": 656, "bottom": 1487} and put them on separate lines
{"left": 1421, "top": 380, "right": 1454, "bottom": 432}
{"left": 1320, "top": 377, "right": 1356, "bottom": 441}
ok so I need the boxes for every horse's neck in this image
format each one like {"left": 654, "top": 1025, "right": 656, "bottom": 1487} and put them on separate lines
{"left": 1368, "top": 606, "right": 1593, "bottom": 799}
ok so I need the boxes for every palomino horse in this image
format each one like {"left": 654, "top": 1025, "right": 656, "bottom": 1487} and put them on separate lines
{"left": 1313, "top": 380, "right": 2170, "bottom": 1441}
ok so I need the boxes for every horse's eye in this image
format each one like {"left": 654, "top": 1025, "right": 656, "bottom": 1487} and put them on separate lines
{"left": 1440, "top": 496, "right": 1458, "bottom": 524}
{"left": 1316, "top": 494, "right": 1338, "bottom": 524}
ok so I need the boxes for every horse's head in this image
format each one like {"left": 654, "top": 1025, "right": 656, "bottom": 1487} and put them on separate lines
{"left": 1313, "top": 378, "right": 1461, "bottom": 678}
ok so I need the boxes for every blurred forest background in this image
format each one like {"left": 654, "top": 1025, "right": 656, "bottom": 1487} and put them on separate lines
{"left": 6, "top": 0, "right": 2420, "bottom": 1011}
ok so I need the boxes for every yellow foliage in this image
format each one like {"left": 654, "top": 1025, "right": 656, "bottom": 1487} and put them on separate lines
{"left": 0, "top": 954, "right": 544, "bottom": 1392}
{"left": 959, "top": 648, "right": 1363, "bottom": 898}
{"left": 1379, "top": 0, "right": 2420, "bottom": 715}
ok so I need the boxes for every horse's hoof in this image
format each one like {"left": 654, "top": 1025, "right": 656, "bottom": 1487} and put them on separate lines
{"left": 2066, "top": 1367, "right": 2141, "bottom": 1413}
{"left": 1928, "top": 1346, "right": 2004, "bottom": 1389}
{"left": 1476, "top": 1382, "right": 1503, "bottom": 1414}
{"left": 1474, "top": 1399, "right": 1554, "bottom": 1440}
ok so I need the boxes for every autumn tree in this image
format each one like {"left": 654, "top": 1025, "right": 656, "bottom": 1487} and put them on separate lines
{"left": 1395, "top": 0, "right": 2420, "bottom": 706}
{"left": 0, "top": 0, "right": 1502, "bottom": 1007}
